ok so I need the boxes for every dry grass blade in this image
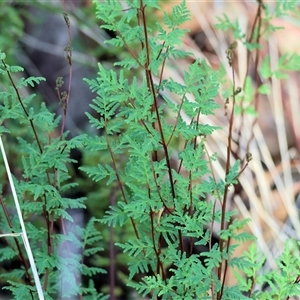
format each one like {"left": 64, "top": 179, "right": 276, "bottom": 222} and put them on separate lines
{"left": 0, "top": 136, "right": 45, "bottom": 300}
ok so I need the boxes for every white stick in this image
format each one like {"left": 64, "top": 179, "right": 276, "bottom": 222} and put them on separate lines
{"left": 0, "top": 135, "right": 45, "bottom": 300}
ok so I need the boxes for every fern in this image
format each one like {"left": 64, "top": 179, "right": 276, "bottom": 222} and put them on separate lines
{"left": 80, "top": 0, "right": 300, "bottom": 298}
{"left": 81, "top": 0, "right": 258, "bottom": 299}
{"left": 0, "top": 50, "right": 107, "bottom": 299}
{"left": 0, "top": 0, "right": 299, "bottom": 298}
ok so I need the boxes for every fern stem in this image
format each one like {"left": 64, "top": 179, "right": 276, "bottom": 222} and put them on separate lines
{"left": 139, "top": 0, "right": 176, "bottom": 201}
{"left": 59, "top": 6, "right": 73, "bottom": 139}
{"left": 166, "top": 91, "right": 187, "bottom": 146}
{"left": 1, "top": 60, "right": 43, "bottom": 155}
{"left": 218, "top": 53, "right": 236, "bottom": 300}
{"left": 105, "top": 131, "right": 140, "bottom": 240}
{"left": 244, "top": 1, "right": 264, "bottom": 156}
{"left": 236, "top": 0, "right": 263, "bottom": 159}
{"left": 109, "top": 191, "right": 116, "bottom": 300}
{"left": 0, "top": 195, "right": 34, "bottom": 288}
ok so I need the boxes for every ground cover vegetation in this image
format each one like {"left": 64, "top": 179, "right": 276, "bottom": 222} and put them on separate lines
{"left": 0, "top": 0, "right": 300, "bottom": 299}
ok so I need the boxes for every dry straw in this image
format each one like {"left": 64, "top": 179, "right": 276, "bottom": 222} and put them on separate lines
{"left": 0, "top": 135, "right": 45, "bottom": 300}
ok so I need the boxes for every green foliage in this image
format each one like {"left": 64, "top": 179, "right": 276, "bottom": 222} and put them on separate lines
{"left": 81, "top": 0, "right": 263, "bottom": 299}
{"left": 0, "top": 0, "right": 299, "bottom": 299}
{"left": 215, "top": 14, "right": 245, "bottom": 42}
{"left": 0, "top": 52, "right": 106, "bottom": 299}
{"left": 256, "top": 240, "right": 300, "bottom": 298}
{"left": 81, "top": 0, "right": 300, "bottom": 299}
